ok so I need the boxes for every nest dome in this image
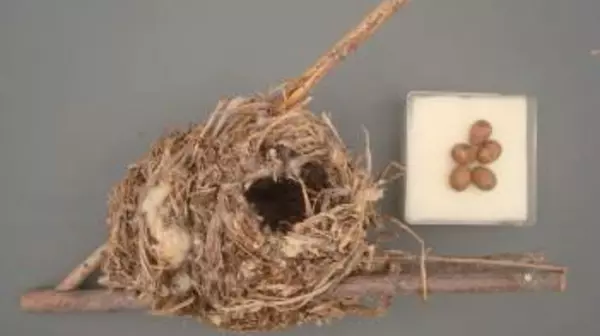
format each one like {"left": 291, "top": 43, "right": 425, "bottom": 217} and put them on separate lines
{"left": 101, "top": 95, "right": 386, "bottom": 331}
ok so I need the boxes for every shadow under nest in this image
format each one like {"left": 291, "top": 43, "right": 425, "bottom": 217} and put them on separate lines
{"left": 100, "top": 95, "right": 391, "bottom": 332}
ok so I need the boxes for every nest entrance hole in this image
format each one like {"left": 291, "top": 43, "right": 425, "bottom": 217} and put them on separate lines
{"left": 244, "top": 162, "right": 329, "bottom": 233}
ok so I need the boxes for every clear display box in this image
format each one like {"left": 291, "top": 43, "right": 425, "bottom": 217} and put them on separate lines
{"left": 403, "top": 91, "right": 537, "bottom": 226}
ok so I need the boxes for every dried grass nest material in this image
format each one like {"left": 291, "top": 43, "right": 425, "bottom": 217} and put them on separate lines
{"left": 101, "top": 94, "right": 393, "bottom": 331}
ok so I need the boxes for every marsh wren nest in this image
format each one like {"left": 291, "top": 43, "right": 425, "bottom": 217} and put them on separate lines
{"left": 100, "top": 94, "right": 386, "bottom": 331}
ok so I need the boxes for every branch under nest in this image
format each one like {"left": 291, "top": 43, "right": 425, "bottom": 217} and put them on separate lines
{"left": 55, "top": 244, "right": 106, "bottom": 291}
{"left": 21, "top": 252, "right": 566, "bottom": 313}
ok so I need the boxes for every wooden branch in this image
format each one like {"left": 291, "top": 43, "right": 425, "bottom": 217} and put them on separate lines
{"left": 21, "top": 289, "right": 147, "bottom": 313}
{"left": 334, "top": 270, "right": 566, "bottom": 297}
{"left": 21, "top": 254, "right": 566, "bottom": 313}
{"left": 55, "top": 244, "right": 107, "bottom": 291}
{"left": 278, "top": 0, "right": 408, "bottom": 110}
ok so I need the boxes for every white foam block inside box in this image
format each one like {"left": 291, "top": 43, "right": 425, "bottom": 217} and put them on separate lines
{"left": 404, "top": 92, "right": 533, "bottom": 225}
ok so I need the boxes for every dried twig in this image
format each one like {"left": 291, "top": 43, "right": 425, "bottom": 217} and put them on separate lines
{"left": 21, "top": 289, "right": 146, "bottom": 312}
{"left": 334, "top": 269, "right": 565, "bottom": 296}
{"left": 55, "top": 244, "right": 107, "bottom": 291}
{"left": 278, "top": 0, "right": 408, "bottom": 110}
{"left": 387, "top": 217, "right": 428, "bottom": 300}
{"left": 21, "top": 253, "right": 566, "bottom": 313}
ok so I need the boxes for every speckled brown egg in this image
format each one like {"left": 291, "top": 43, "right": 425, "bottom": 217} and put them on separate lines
{"left": 449, "top": 165, "right": 471, "bottom": 191}
{"left": 471, "top": 166, "right": 497, "bottom": 191}
{"left": 477, "top": 139, "right": 502, "bottom": 164}
{"left": 451, "top": 143, "right": 476, "bottom": 165}
{"left": 469, "top": 119, "right": 493, "bottom": 145}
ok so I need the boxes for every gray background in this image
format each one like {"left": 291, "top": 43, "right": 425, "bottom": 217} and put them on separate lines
{"left": 1, "top": 0, "right": 599, "bottom": 335}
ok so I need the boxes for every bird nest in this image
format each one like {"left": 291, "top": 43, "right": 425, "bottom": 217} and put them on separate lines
{"left": 100, "top": 94, "right": 394, "bottom": 331}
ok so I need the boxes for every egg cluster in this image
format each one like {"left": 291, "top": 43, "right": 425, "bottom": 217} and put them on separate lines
{"left": 448, "top": 119, "right": 503, "bottom": 192}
